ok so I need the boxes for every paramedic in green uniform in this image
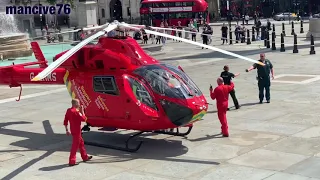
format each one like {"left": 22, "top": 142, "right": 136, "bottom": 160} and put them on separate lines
{"left": 246, "top": 53, "right": 275, "bottom": 103}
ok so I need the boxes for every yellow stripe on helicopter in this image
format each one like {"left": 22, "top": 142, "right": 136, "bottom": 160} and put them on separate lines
{"left": 63, "top": 70, "right": 76, "bottom": 99}
{"left": 190, "top": 110, "right": 207, "bottom": 123}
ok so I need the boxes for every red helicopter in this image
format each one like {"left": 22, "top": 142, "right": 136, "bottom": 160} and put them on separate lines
{"left": 0, "top": 21, "right": 264, "bottom": 152}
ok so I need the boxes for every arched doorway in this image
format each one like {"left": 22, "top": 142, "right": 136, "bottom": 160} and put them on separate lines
{"left": 110, "top": 0, "right": 123, "bottom": 21}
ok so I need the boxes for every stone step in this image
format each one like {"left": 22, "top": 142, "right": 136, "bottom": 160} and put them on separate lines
{"left": 1, "top": 49, "right": 33, "bottom": 60}
{"left": 0, "top": 38, "right": 30, "bottom": 46}
{"left": 0, "top": 34, "right": 29, "bottom": 42}
{"left": 0, "top": 43, "right": 29, "bottom": 51}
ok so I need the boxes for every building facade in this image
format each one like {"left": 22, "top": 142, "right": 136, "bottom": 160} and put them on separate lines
{"left": 5, "top": 0, "right": 142, "bottom": 32}
{"left": 217, "top": 0, "right": 320, "bottom": 18}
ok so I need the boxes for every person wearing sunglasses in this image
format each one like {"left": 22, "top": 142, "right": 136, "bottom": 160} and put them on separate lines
{"left": 245, "top": 53, "right": 274, "bottom": 104}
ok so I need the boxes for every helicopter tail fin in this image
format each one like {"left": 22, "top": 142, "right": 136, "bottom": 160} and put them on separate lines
{"left": 31, "top": 41, "right": 48, "bottom": 68}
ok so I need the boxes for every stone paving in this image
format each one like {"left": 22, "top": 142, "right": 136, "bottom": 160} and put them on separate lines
{"left": 1, "top": 28, "right": 320, "bottom": 180}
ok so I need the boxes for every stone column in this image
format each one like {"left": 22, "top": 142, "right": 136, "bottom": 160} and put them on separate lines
{"left": 306, "top": 18, "right": 320, "bottom": 40}
{"left": 76, "top": 0, "right": 98, "bottom": 27}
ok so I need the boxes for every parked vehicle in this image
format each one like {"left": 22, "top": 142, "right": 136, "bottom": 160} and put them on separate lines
{"left": 273, "top": 12, "right": 297, "bottom": 21}
{"left": 313, "top": 13, "right": 320, "bottom": 18}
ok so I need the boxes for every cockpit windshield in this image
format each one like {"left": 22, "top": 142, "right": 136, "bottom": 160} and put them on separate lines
{"left": 160, "top": 64, "right": 203, "bottom": 96}
{"left": 133, "top": 65, "right": 192, "bottom": 99}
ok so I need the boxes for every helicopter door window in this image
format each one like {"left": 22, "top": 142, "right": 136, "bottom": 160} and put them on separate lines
{"left": 127, "top": 77, "right": 158, "bottom": 110}
{"left": 93, "top": 76, "right": 119, "bottom": 95}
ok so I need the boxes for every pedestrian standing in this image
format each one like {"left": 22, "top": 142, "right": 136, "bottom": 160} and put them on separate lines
{"left": 246, "top": 53, "right": 275, "bottom": 103}
{"left": 171, "top": 25, "right": 177, "bottom": 41}
{"left": 210, "top": 77, "right": 234, "bottom": 137}
{"left": 64, "top": 99, "right": 92, "bottom": 166}
{"left": 245, "top": 14, "right": 249, "bottom": 25}
{"left": 220, "top": 65, "right": 240, "bottom": 109}
{"left": 149, "top": 30, "right": 155, "bottom": 44}
{"left": 156, "top": 29, "right": 161, "bottom": 44}
{"left": 221, "top": 23, "right": 228, "bottom": 45}
{"left": 141, "top": 29, "right": 148, "bottom": 44}
{"left": 201, "top": 26, "right": 209, "bottom": 49}
{"left": 177, "top": 21, "right": 183, "bottom": 42}
{"left": 191, "top": 27, "right": 197, "bottom": 41}
{"left": 256, "top": 20, "right": 261, "bottom": 40}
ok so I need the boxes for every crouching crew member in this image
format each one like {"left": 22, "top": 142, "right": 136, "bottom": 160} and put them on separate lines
{"left": 64, "top": 99, "right": 92, "bottom": 166}
{"left": 246, "top": 53, "right": 274, "bottom": 103}
{"left": 210, "top": 77, "right": 235, "bottom": 137}
{"left": 220, "top": 65, "right": 240, "bottom": 110}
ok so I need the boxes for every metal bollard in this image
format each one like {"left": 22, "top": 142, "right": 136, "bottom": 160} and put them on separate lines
{"left": 247, "top": 29, "right": 251, "bottom": 45}
{"left": 282, "top": 23, "right": 286, "bottom": 36}
{"left": 264, "top": 29, "right": 267, "bottom": 46}
{"left": 280, "top": 33, "right": 285, "bottom": 52}
{"left": 291, "top": 21, "right": 295, "bottom": 35}
{"left": 310, "top": 34, "right": 316, "bottom": 55}
{"left": 229, "top": 27, "right": 233, "bottom": 45}
{"left": 252, "top": 26, "right": 256, "bottom": 41}
{"left": 266, "top": 30, "right": 270, "bottom": 48}
{"left": 273, "top": 24, "right": 275, "bottom": 32}
{"left": 293, "top": 33, "right": 298, "bottom": 53}
{"left": 300, "top": 20, "right": 304, "bottom": 33}
{"left": 271, "top": 31, "right": 276, "bottom": 50}
{"left": 241, "top": 32, "right": 245, "bottom": 43}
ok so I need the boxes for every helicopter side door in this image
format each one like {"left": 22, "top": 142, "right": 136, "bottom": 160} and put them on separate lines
{"left": 91, "top": 75, "right": 126, "bottom": 120}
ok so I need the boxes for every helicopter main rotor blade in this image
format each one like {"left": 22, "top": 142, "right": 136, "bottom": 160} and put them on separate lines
{"left": 122, "top": 24, "right": 264, "bottom": 66}
{"left": 31, "top": 23, "right": 118, "bottom": 81}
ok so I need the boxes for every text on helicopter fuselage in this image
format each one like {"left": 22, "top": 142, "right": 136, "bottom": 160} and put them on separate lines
{"left": 30, "top": 72, "right": 57, "bottom": 81}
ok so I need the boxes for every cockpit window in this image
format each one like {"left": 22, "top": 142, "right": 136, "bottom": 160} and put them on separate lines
{"left": 127, "top": 76, "right": 158, "bottom": 110}
{"left": 133, "top": 65, "right": 192, "bottom": 99}
{"left": 160, "top": 63, "right": 203, "bottom": 96}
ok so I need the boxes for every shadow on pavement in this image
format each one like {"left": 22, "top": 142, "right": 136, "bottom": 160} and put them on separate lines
{"left": 0, "top": 119, "right": 219, "bottom": 178}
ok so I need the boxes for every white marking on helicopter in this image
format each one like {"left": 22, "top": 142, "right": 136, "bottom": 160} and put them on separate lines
{"left": 0, "top": 85, "right": 63, "bottom": 89}
{"left": 0, "top": 88, "right": 65, "bottom": 104}
{"left": 30, "top": 72, "right": 57, "bottom": 81}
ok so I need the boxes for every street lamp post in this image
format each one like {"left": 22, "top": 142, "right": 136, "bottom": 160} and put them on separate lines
{"left": 39, "top": 0, "right": 43, "bottom": 30}
{"left": 129, "top": 0, "right": 132, "bottom": 23}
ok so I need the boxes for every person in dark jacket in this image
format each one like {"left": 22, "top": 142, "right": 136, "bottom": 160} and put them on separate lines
{"left": 220, "top": 65, "right": 240, "bottom": 109}
{"left": 177, "top": 21, "right": 183, "bottom": 42}
{"left": 246, "top": 53, "right": 275, "bottom": 103}
{"left": 201, "top": 26, "right": 209, "bottom": 49}
{"left": 221, "top": 23, "right": 228, "bottom": 45}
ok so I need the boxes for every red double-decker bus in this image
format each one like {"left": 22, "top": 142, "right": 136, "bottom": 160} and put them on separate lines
{"left": 140, "top": 0, "right": 209, "bottom": 27}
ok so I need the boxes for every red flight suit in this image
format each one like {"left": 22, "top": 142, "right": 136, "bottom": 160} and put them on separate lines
{"left": 64, "top": 107, "right": 89, "bottom": 165}
{"left": 210, "top": 82, "right": 234, "bottom": 136}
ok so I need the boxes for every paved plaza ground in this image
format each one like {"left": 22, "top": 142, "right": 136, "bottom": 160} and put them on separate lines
{"left": 1, "top": 25, "right": 320, "bottom": 179}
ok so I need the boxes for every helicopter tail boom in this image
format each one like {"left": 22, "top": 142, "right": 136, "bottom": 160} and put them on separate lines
{"left": 0, "top": 65, "right": 65, "bottom": 87}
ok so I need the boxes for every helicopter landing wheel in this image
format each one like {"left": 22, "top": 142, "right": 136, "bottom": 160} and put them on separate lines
{"left": 83, "top": 131, "right": 144, "bottom": 153}
{"left": 154, "top": 126, "right": 193, "bottom": 136}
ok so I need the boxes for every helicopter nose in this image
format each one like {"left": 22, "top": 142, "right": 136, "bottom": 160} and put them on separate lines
{"left": 160, "top": 100, "right": 194, "bottom": 127}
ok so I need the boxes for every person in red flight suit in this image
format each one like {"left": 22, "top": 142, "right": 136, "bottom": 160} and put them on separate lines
{"left": 209, "top": 77, "right": 235, "bottom": 137}
{"left": 64, "top": 99, "right": 92, "bottom": 166}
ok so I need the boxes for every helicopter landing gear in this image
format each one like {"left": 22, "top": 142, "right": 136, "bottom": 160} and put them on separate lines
{"left": 154, "top": 126, "right": 193, "bottom": 136}
{"left": 82, "top": 130, "right": 144, "bottom": 153}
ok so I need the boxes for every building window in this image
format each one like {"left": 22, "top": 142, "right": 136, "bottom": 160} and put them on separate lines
{"left": 93, "top": 76, "right": 119, "bottom": 95}
{"left": 101, "top": 8, "right": 105, "bottom": 18}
